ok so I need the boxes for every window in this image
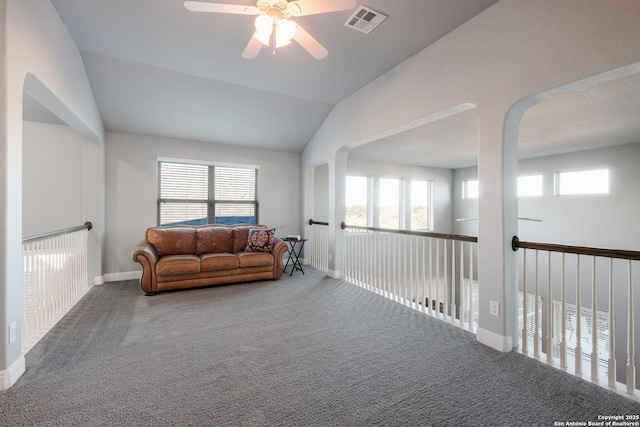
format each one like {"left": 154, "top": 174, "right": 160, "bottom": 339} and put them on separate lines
{"left": 518, "top": 292, "right": 542, "bottom": 349}
{"left": 463, "top": 179, "right": 479, "bottom": 199}
{"left": 410, "top": 180, "right": 432, "bottom": 230}
{"left": 345, "top": 175, "right": 369, "bottom": 226}
{"left": 518, "top": 175, "right": 543, "bottom": 197}
{"left": 553, "top": 301, "right": 610, "bottom": 375}
{"left": 158, "top": 159, "right": 258, "bottom": 226}
{"left": 379, "top": 178, "right": 401, "bottom": 229}
{"left": 555, "top": 168, "right": 609, "bottom": 196}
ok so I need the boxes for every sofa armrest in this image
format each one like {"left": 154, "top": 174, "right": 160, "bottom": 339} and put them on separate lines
{"left": 131, "top": 240, "right": 159, "bottom": 295}
{"left": 272, "top": 238, "right": 288, "bottom": 278}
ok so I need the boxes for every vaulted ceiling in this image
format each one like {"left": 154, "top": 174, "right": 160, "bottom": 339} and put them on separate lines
{"left": 25, "top": 1, "right": 640, "bottom": 169}
{"left": 42, "top": 0, "right": 498, "bottom": 153}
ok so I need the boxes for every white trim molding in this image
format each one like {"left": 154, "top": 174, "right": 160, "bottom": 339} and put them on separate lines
{"left": 102, "top": 271, "right": 141, "bottom": 283}
{"left": 1, "top": 355, "right": 26, "bottom": 391}
{"left": 476, "top": 327, "right": 514, "bottom": 353}
{"left": 327, "top": 269, "right": 341, "bottom": 279}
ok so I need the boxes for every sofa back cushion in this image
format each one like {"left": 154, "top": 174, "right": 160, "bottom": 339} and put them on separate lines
{"left": 146, "top": 227, "right": 197, "bottom": 257}
{"left": 232, "top": 224, "right": 267, "bottom": 253}
{"left": 196, "top": 226, "right": 234, "bottom": 255}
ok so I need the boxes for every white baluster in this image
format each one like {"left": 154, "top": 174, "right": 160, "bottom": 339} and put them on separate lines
{"left": 459, "top": 242, "right": 464, "bottom": 328}
{"left": 626, "top": 260, "right": 635, "bottom": 395}
{"left": 576, "top": 255, "right": 582, "bottom": 376}
{"left": 428, "top": 238, "right": 433, "bottom": 315}
{"left": 534, "top": 250, "right": 540, "bottom": 358}
{"left": 443, "top": 239, "right": 448, "bottom": 319}
{"left": 436, "top": 239, "right": 441, "bottom": 318}
{"left": 560, "top": 253, "right": 567, "bottom": 369}
{"left": 608, "top": 258, "right": 616, "bottom": 388}
{"left": 546, "top": 251, "right": 553, "bottom": 363}
{"left": 468, "top": 241, "right": 474, "bottom": 331}
{"left": 420, "top": 237, "right": 426, "bottom": 313}
{"left": 522, "top": 249, "right": 528, "bottom": 354}
{"left": 451, "top": 240, "right": 457, "bottom": 324}
{"left": 591, "top": 256, "right": 599, "bottom": 382}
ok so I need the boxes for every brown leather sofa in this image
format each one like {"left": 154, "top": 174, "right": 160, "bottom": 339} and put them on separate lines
{"left": 131, "top": 224, "right": 287, "bottom": 295}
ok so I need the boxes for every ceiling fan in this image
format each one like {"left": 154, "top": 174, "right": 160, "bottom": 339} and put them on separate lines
{"left": 184, "top": 0, "right": 355, "bottom": 59}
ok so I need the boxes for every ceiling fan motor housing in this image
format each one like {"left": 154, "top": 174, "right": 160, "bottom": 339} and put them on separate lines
{"left": 257, "top": 0, "right": 293, "bottom": 19}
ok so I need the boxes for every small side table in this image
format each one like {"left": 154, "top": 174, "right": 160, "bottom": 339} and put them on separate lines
{"left": 282, "top": 237, "right": 307, "bottom": 276}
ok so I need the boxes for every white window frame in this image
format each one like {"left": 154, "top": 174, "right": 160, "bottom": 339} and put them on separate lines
{"left": 554, "top": 168, "right": 609, "bottom": 196}
{"left": 157, "top": 157, "right": 259, "bottom": 226}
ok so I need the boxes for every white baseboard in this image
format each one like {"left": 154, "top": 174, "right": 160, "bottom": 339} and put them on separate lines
{"left": 476, "top": 327, "right": 514, "bottom": 353}
{"left": 0, "top": 355, "right": 25, "bottom": 391}
{"left": 327, "top": 269, "right": 341, "bottom": 278}
{"left": 101, "top": 271, "right": 141, "bottom": 283}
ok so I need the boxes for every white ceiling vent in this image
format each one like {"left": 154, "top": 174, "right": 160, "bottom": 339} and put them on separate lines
{"left": 344, "top": 5, "right": 387, "bottom": 34}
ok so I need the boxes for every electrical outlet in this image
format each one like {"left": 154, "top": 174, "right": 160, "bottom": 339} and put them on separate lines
{"left": 9, "top": 322, "right": 16, "bottom": 343}
{"left": 328, "top": 253, "right": 333, "bottom": 262}
{"left": 490, "top": 301, "right": 500, "bottom": 317}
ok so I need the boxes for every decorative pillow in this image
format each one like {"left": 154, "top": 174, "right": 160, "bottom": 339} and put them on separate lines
{"left": 245, "top": 228, "right": 276, "bottom": 253}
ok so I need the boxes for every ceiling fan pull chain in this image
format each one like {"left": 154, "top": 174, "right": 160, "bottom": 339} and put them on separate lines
{"left": 271, "top": 22, "right": 277, "bottom": 54}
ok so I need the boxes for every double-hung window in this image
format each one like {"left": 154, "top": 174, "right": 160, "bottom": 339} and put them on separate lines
{"left": 157, "top": 159, "right": 259, "bottom": 226}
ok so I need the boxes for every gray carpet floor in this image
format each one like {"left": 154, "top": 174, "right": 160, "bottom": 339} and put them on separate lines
{"left": 1, "top": 267, "right": 639, "bottom": 426}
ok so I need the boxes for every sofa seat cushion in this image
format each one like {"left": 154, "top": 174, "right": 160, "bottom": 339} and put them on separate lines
{"left": 201, "top": 253, "right": 239, "bottom": 272}
{"left": 156, "top": 255, "right": 200, "bottom": 276}
{"left": 237, "top": 251, "right": 274, "bottom": 268}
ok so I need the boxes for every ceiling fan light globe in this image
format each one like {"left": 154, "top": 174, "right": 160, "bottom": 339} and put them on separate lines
{"left": 254, "top": 15, "right": 273, "bottom": 46}
{"left": 277, "top": 18, "right": 296, "bottom": 42}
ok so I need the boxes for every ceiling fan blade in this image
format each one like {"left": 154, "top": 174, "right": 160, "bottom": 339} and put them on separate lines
{"left": 288, "top": 0, "right": 355, "bottom": 16}
{"left": 184, "top": 1, "right": 259, "bottom": 15}
{"left": 292, "top": 23, "right": 328, "bottom": 60}
{"left": 242, "top": 33, "right": 264, "bottom": 59}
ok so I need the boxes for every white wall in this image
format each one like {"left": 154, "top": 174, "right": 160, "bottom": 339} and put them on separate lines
{"left": 22, "top": 121, "right": 84, "bottom": 237}
{"left": 453, "top": 142, "right": 640, "bottom": 251}
{"left": 1, "top": 0, "right": 104, "bottom": 389}
{"left": 518, "top": 143, "right": 640, "bottom": 251}
{"left": 313, "top": 164, "right": 329, "bottom": 222}
{"left": 105, "top": 131, "right": 302, "bottom": 277}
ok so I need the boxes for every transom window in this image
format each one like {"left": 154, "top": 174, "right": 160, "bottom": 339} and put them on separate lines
{"left": 463, "top": 179, "right": 479, "bottom": 199}
{"left": 157, "top": 159, "right": 258, "bottom": 226}
{"left": 555, "top": 168, "right": 609, "bottom": 196}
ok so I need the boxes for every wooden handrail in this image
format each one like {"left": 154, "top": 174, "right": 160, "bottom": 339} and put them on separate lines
{"left": 512, "top": 236, "right": 640, "bottom": 261}
{"left": 341, "top": 222, "right": 478, "bottom": 243}
{"left": 23, "top": 221, "right": 93, "bottom": 244}
{"left": 309, "top": 219, "right": 329, "bottom": 226}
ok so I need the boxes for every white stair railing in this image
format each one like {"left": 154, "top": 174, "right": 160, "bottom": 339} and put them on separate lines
{"left": 22, "top": 222, "right": 92, "bottom": 354}
{"left": 342, "top": 222, "right": 479, "bottom": 333}
{"left": 514, "top": 236, "right": 640, "bottom": 401}
{"left": 308, "top": 219, "right": 329, "bottom": 271}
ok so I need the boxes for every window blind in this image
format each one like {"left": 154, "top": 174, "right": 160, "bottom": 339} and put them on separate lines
{"left": 158, "top": 161, "right": 258, "bottom": 226}
{"left": 552, "top": 300, "right": 610, "bottom": 374}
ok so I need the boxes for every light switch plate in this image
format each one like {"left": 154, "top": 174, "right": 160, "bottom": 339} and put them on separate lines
{"left": 490, "top": 301, "right": 500, "bottom": 317}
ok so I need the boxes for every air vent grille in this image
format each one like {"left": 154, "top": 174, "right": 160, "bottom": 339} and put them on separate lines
{"left": 344, "top": 5, "right": 387, "bottom": 34}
